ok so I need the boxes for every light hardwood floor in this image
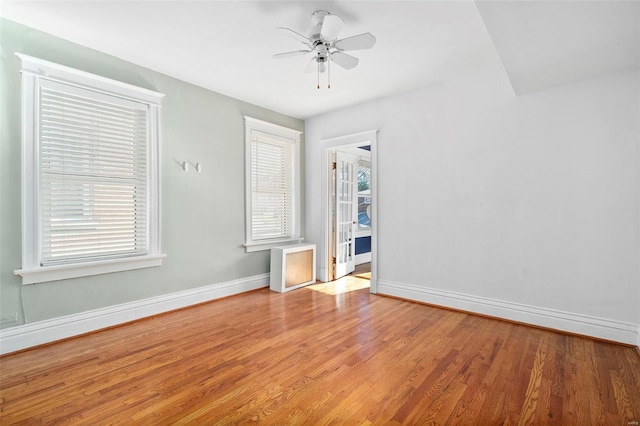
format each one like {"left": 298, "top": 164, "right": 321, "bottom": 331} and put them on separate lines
{"left": 1, "top": 272, "right": 639, "bottom": 424}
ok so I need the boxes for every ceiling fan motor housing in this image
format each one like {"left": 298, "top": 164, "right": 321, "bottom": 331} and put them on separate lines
{"left": 310, "top": 10, "right": 330, "bottom": 26}
{"left": 315, "top": 44, "right": 328, "bottom": 63}
{"left": 309, "top": 10, "right": 331, "bottom": 41}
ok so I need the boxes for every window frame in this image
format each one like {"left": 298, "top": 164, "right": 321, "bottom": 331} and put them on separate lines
{"left": 357, "top": 156, "right": 372, "bottom": 232}
{"left": 14, "top": 53, "right": 165, "bottom": 285}
{"left": 244, "top": 116, "right": 302, "bottom": 252}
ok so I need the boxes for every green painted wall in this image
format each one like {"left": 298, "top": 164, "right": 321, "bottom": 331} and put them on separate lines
{"left": 0, "top": 18, "right": 305, "bottom": 326}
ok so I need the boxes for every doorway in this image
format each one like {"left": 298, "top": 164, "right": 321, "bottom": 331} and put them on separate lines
{"left": 329, "top": 145, "right": 372, "bottom": 280}
{"left": 320, "top": 130, "right": 377, "bottom": 293}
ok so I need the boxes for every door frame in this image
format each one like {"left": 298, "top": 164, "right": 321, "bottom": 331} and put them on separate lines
{"left": 320, "top": 130, "right": 378, "bottom": 293}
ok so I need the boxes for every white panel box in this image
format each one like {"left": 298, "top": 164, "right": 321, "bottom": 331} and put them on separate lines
{"left": 270, "top": 244, "right": 316, "bottom": 293}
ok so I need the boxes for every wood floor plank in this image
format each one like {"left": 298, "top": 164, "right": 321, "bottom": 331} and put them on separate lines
{"left": 1, "top": 270, "right": 639, "bottom": 424}
{"left": 519, "top": 333, "right": 548, "bottom": 424}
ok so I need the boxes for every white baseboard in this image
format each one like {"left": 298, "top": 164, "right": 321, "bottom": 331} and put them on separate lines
{"left": 377, "top": 280, "right": 639, "bottom": 346}
{"left": 355, "top": 252, "right": 371, "bottom": 265}
{"left": 0, "top": 274, "right": 269, "bottom": 355}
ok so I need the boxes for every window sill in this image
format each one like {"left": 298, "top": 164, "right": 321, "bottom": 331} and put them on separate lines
{"left": 14, "top": 254, "right": 166, "bottom": 285}
{"left": 244, "top": 238, "right": 304, "bottom": 253}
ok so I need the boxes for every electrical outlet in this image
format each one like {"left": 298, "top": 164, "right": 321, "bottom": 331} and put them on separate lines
{"left": 0, "top": 312, "right": 18, "bottom": 325}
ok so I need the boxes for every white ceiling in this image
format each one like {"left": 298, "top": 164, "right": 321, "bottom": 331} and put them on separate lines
{"left": 1, "top": 1, "right": 638, "bottom": 119}
{"left": 477, "top": 0, "right": 640, "bottom": 95}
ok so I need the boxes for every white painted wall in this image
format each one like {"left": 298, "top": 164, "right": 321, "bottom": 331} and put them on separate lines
{"left": 305, "top": 64, "right": 640, "bottom": 344}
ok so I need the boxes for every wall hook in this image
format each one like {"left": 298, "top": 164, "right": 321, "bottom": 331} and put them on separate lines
{"left": 187, "top": 161, "right": 202, "bottom": 172}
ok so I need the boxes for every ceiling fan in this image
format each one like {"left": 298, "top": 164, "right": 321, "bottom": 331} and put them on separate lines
{"left": 273, "top": 10, "right": 376, "bottom": 89}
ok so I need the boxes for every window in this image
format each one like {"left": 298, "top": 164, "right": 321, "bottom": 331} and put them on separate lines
{"left": 244, "top": 117, "right": 302, "bottom": 252}
{"left": 357, "top": 157, "right": 372, "bottom": 229}
{"left": 14, "top": 54, "right": 165, "bottom": 285}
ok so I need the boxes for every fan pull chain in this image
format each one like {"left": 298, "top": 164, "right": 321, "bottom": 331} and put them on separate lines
{"left": 317, "top": 57, "right": 320, "bottom": 90}
{"left": 328, "top": 55, "right": 331, "bottom": 89}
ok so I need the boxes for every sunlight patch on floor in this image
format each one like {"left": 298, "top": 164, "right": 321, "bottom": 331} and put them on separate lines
{"left": 352, "top": 272, "right": 371, "bottom": 280}
{"left": 307, "top": 274, "right": 370, "bottom": 296}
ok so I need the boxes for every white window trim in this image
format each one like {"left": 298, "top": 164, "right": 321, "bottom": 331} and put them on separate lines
{"left": 13, "top": 53, "right": 166, "bottom": 285}
{"left": 356, "top": 152, "right": 372, "bottom": 237}
{"left": 244, "top": 116, "right": 303, "bottom": 252}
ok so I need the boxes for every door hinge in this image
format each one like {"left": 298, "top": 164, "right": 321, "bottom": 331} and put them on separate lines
{"left": 332, "top": 161, "right": 337, "bottom": 170}
{"left": 332, "top": 256, "right": 336, "bottom": 265}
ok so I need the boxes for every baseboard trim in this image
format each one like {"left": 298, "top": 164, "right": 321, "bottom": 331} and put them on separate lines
{"left": 377, "top": 280, "right": 639, "bottom": 346}
{"left": 355, "top": 252, "right": 371, "bottom": 265}
{"left": 0, "top": 274, "right": 269, "bottom": 355}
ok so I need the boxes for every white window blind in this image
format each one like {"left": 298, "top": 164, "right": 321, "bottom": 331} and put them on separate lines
{"left": 15, "top": 53, "right": 164, "bottom": 285}
{"left": 250, "top": 129, "right": 295, "bottom": 241}
{"left": 39, "top": 81, "right": 149, "bottom": 266}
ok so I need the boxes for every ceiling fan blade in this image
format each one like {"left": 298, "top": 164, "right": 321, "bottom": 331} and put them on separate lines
{"left": 276, "top": 27, "right": 311, "bottom": 45}
{"left": 273, "top": 50, "right": 311, "bottom": 59}
{"left": 335, "top": 33, "right": 376, "bottom": 51}
{"left": 320, "top": 14, "right": 344, "bottom": 42}
{"left": 304, "top": 57, "right": 317, "bottom": 73}
{"left": 331, "top": 51, "right": 359, "bottom": 70}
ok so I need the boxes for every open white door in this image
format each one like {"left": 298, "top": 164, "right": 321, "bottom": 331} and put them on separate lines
{"left": 333, "top": 151, "right": 357, "bottom": 279}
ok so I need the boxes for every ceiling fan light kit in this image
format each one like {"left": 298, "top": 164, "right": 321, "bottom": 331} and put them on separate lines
{"left": 274, "top": 10, "right": 376, "bottom": 89}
